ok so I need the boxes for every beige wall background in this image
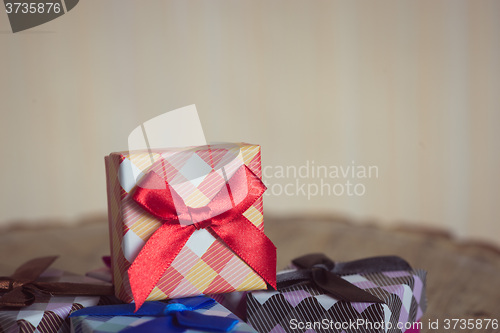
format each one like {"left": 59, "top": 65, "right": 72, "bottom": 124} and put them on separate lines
{"left": 1, "top": 1, "right": 499, "bottom": 245}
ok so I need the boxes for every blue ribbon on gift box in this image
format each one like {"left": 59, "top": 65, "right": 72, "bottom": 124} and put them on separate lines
{"left": 70, "top": 296, "right": 238, "bottom": 332}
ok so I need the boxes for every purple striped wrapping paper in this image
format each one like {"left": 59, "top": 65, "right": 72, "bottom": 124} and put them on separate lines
{"left": 0, "top": 268, "right": 116, "bottom": 333}
{"left": 247, "top": 268, "right": 426, "bottom": 333}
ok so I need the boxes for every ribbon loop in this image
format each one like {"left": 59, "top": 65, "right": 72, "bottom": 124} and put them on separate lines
{"left": 0, "top": 257, "right": 114, "bottom": 308}
{"left": 278, "top": 254, "right": 413, "bottom": 304}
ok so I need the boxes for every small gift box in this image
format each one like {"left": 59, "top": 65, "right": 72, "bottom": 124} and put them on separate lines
{"left": 0, "top": 257, "right": 116, "bottom": 333}
{"left": 105, "top": 143, "right": 276, "bottom": 309}
{"left": 70, "top": 295, "right": 258, "bottom": 333}
{"left": 247, "top": 254, "right": 427, "bottom": 333}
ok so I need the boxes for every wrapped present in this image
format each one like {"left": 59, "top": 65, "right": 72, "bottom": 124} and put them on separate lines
{"left": 247, "top": 254, "right": 427, "bottom": 333}
{"left": 105, "top": 143, "right": 276, "bottom": 309}
{"left": 70, "top": 295, "right": 258, "bottom": 333}
{"left": 0, "top": 257, "right": 116, "bottom": 333}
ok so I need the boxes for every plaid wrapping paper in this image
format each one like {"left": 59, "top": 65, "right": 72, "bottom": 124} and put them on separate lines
{"left": 0, "top": 268, "right": 115, "bottom": 333}
{"left": 70, "top": 297, "right": 258, "bottom": 333}
{"left": 247, "top": 269, "right": 427, "bottom": 333}
{"left": 105, "top": 143, "right": 268, "bottom": 303}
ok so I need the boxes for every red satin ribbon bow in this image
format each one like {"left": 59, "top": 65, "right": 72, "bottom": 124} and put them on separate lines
{"left": 129, "top": 164, "right": 276, "bottom": 310}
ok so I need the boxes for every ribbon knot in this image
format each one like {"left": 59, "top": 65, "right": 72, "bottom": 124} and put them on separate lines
{"left": 70, "top": 296, "right": 239, "bottom": 333}
{"left": 163, "top": 303, "right": 189, "bottom": 314}
{"left": 128, "top": 161, "right": 277, "bottom": 310}
{"left": 311, "top": 263, "right": 332, "bottom": 271}
{"left": 192, "top": 219, "right": 211, "bottom": 230}
{"left": 2, "top": 278, "right": 31, "bottom": 291}
{"left": 0, "top": 256, "right": 114, "bottom": 308}
{"left": 277, "top": 254, "right": 413, "bottom": 304}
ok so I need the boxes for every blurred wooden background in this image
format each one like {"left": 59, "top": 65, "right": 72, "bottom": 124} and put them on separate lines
{"left": 1, "top": 215, "right": 499, "bottom": 332}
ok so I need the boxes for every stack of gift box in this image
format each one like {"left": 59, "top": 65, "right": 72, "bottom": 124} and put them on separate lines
{"left": 0, "top": 140, "right": 427, "bottom": 333}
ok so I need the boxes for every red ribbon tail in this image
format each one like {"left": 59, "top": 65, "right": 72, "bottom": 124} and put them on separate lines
{"left": 128, "top": 223, "right": 195, "bottom": 311}
{"left": 208, "top": 165, "right": 276, "bottom": 289}
{"left": 211, "top": 218, "right": 277, "bottom": 289}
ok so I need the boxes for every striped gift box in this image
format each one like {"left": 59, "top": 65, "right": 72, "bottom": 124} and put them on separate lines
{"left": 0, "top": 268, "right": 115, "bottom": 333}
{"left": 247, "top": 269, "right": 427, "bottom": 333}
{"left": 105, "top": 143, "right": 271, "bottom": 304}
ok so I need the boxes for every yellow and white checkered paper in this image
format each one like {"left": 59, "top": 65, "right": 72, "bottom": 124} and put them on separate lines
{"left": 105, "top": 143, "right": 267, "bottom": 303}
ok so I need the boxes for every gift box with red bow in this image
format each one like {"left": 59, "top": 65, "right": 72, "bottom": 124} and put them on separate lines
{"left": 247, "top": 254, "right": 426, "bottom": 333}
{"left": 105, "top": 143, "right": 277, "bottom": 309}
{"left": 0, "top": 257, "right": 116, "bottom": 333}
